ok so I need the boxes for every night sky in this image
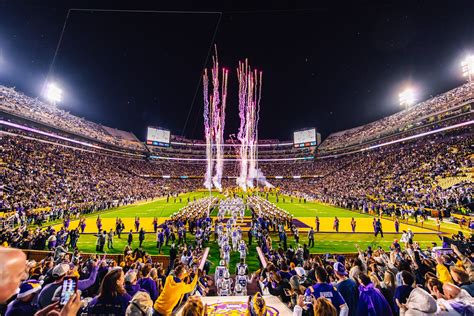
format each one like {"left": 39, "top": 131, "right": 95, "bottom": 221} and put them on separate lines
{"left": 1, "top": 1, "right": 473, "bottom": 141}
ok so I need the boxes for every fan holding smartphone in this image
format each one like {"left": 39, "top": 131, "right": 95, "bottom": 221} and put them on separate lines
{"left": 60, "top": 276, "right": 78, "bottom": 306}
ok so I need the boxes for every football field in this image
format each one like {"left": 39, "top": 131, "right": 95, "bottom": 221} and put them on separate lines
{"left": 50, "top": 191, "right": 466, "bottom": 272}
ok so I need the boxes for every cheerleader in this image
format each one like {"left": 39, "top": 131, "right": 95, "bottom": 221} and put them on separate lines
{"left": 351, "top": 217, "right": 356, "bottom": 233}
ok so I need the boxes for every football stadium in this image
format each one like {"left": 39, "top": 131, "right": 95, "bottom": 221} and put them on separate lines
{"left": 0, "top": 2, "right": 473, "bottom": 316}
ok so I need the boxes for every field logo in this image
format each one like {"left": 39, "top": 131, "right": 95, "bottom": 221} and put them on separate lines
{"left": 206, "top": 301, "right": 280, "bottom": 315}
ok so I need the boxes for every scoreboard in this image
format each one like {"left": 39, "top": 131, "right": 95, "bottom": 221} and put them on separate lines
{"left": 293, "top": 128, "right": 319, "bottom": 148}
{"left": 146, "top": 127, "right": 170, "bottom": 147}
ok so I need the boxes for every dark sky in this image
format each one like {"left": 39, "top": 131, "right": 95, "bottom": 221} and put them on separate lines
{"left": 1, "top": 1, "right": 473, "bottom": 141}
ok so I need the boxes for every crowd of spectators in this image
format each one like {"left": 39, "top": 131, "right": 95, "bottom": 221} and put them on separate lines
{"left": 0, "top": 86, "right": 145, "bottom": 151}
{"left": 255, "top": 234, "right": 474, "bottom": 316}
{"left": 0, "top": 239, "right": 214, "bottom": 316}
{"left": 1, "top": 134, "right": 200, "bottom": 217}
{"left": 274, "top": 128, "right": 473, "bottom": 216}
{"left": 2, "top": 123, "right": 472, "bottom": 229}
{"left": 319, "top": 82, "right": 474, "bottom": 151}
{"left": 1, "top": 80, "right": 473, "bottom": 315}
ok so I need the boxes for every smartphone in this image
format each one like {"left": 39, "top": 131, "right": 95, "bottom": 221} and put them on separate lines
{"left": 304, "top": 295, "right": 313, "bottom": 305}
{"left": 60, "top": 276, "right": 78, "bottom": 306}
{"left": 432, "top": 248, "right": 454, "bottom": 258}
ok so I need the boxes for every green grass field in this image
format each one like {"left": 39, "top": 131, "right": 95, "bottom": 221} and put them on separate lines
{"left": 46, "top": 191, "right": 469, "bottom": 273}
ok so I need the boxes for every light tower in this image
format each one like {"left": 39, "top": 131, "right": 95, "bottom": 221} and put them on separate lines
{"left": 399, "top": 88, "right": 416, "bottom": 110}
{"left": 461, "top": 55, "right": 474, "bottom": 82}
{"left": 44, "top": 82, "right": 63, "bottom": 106}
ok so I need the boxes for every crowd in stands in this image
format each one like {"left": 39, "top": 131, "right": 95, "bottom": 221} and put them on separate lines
{"left": 0, "top": 86, "right": 145, "bottom": 151}
{"left": 274, "top": 128, "right": 473, "bottom": 215}
{"left": 1, "top": 81, "right": 473, "bottom": 315}
{"left": 2, "top": 124, "right": 472, "bottom": 228}
{"left": 0, "top": 240, "right": 214, "bottom": 316}
{"left": 255, "top": 236, "right": 474, "bottom": 316}
{"left": 1, "top": 197, "right": 473, "bottom": 315}
{"left": 1, "top": 134, "right": 199, "bottom": 216}
{"left": 319, "top": 82, "right": 474, "bottom": 152}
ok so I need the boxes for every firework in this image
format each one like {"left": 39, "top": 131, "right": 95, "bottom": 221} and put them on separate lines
{"left": 202, "top": 69, "right": 213, "bottom": 190}
{"left": 236, "top": 60, "right": 266, "bottom": 190}
{"left": 203, "top": 47, "right": 228, "bottom": 191}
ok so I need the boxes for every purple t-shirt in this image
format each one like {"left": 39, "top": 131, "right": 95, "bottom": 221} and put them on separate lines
{"left": 88, "top": 293, "right": 131, "bottom": 316}
{"left": 305, "top": 283, "right": 346, "bottom": 313}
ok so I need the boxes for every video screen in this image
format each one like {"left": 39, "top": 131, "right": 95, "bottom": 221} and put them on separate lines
{"left": 293, "top": 128, "right": 317, "bottom": 147}
{"left": 146, "top": 127, "right": 170, "bottom": 147}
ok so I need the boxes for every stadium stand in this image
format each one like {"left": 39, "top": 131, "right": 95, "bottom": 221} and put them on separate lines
{"left": 319, "top": 82, "right": 474, "bottom": 152}
{"left": 0, "top": 83, "right": 473, "bottom": 316}
{"left": 0, "top": 86, "right": 146, "bottom": 151}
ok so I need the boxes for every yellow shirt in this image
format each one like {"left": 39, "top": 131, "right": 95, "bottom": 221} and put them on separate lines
{"left": 154, "top": 274, "right": 199, "bottom": 315}
{"left": 436, "top": 264, "right": 454, "bottom": 284}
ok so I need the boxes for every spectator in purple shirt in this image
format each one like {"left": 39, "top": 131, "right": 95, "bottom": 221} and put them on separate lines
{"left": 305, "top": 266, "right": 349, "bottom": 315}
{"left": 87, "top": 268, "right": 132, "bottom": 316}
{"left": 5, "top": 280, "right": 42, "bottom": 316}
{"left": 356, "top": 273, "right": 393, "bottom": 316}
{"left": 124, "top": 270, "right": 142, "bottom": 297}
{"left": 138, "top": 264, "right": 158, "bottom": 301}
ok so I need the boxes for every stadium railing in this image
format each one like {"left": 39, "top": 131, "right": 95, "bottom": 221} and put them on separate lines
{"left": 256, "top": 246, "right": 267, "bottom": 269}
{"left": 21, "top": 249, "right": 170, "bottom": 267}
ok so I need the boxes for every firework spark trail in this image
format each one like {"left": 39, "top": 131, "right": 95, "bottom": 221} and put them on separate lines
{"left": 212, "top": 68, "right": 228, "bottom": 190}
{"left": 210, "top": 53, "right": 220, "bottom": 190}
{"left": 202, "top": 69, "right": 213, "bottom": 190}
{"left": 236, "top": 60, "right": 249, "bottom": 190}
{"left": 202, "top": 47, "right": 228, "bottom": 191}
{"left": 235, "top": 60, "right": 266, "bottom": 190}
{"left": 247, "top": 70, "right": 258, "bottom": 188}
{"left": 254, "top": 70, "right": 272, "bottom": 188}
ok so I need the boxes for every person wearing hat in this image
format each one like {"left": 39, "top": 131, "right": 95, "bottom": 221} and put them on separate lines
{"left": 37, "top": 263, "right": 70, "bottom": 308}
{"left": 288, "top": 275, "right": 306, "bottom": 310}
{"left": 305, "top": 266, "right": 348, "bottom": 316}
{"left": 334, "top": 262, "right": 358, "bottom": 316}
{"left": 5, "top": 280, "right": 41, "bottom": 316}
{"left": 124, "top": 270, "right": 142, "bottom": 297}
{"left": 294, "top": 267, "right": 307, "bottom": 283}
{"left": 125, "top": 291, "right": 154, "bottom": 316}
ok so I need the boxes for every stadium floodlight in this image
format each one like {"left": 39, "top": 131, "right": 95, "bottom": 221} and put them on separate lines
{"left": 44, "top": 82, "right": 63, "bottom": 105}
{"left": 461, "top": 55, "right": 474, "bottom": 82}
{"left": 399, "top": 88, "right": 416, "bottom": 109}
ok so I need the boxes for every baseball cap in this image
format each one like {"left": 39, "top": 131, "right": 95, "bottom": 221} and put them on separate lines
{"left": 334, "top": 262, "right": 348, "bottom": 276}
{"left": 337, "top": 255, "right": 345, "bottom": 264}
{"left": 294, "top": 267, "right": 306, "bottom": 278}
{"left": 52, "top": 263, "right": 70, "bottom": 277}
{"left": 125, "top": 270, "right": 138, "bottom": 283}
{"left": 17, "top": 280, "right": 42, "bottom": 298}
